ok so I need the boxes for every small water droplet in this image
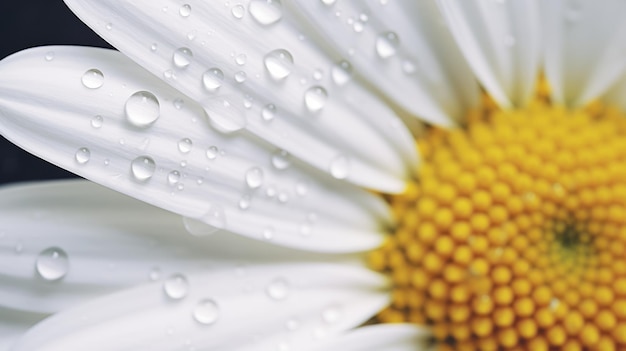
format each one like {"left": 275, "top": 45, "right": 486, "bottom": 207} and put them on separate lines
{"left": 304, "top": 86, "right": 328, "bottom": 113}
{"left": 331, "top": 60, "right": 353, "bottom": 86}
{"left": 168, "top": 170, "right": 181, "bottom": 186}
{"left": 263, "top": 226, "right": 275, "bottom": 240}
{"left": 278, "top": 191, "right": 289, "bottom": 203}
{"left": 105, "top": 22, "right": 113, "bottom": 30}
{"left": 264, "top": 49, "right": 294, "bottom": 80}
{"left": 75, "top": 147, "right": 91, "bottom": 164}
{"left": 266, "top": 186, "right": 277, "bottom": 198}
{"left": 131, "top": 156, "right": 156, "bottom": 181}
{"left": 329, "top": 155, "right": 349, "bottom": 179}
{"left": 320, "top": 0, "right": 336, "bottom": 5}
{"left": 125, "top": 91, "right": 160, "bottom": 127}
{"left": 249, "top": 0, "right": 283, "bottom": 26}
{"left": 91, "top": 115, "right": 104, "bottom": 128}
{"left": 206, "top": 146, "right": 219, "bottom": 160}
{"left": 81, "top": 69, "right": 104, "bottom": 89}
{"left": 204, "top": 205, "right": 227, "bottom": 230}
{"left": 202, "top": 68, "right": 224, "bottom": 92}
{"left": 321, "top": 306, "right": 341, "bottom": 324}
{"left": 45, "top": 51, "right": 55, "bottom": 61}
{"left": 231, "top": 4, "right": 245, "bottom": 19}
{"left": 173, "top": 47, "right": 193, "bottom": 68}
{"left": 295, "top": 180, "right": 308, "bottom": 196}
{"left": 245, "top": 167, "right": 264, "bottom": 188}
{"left": 150, "top": 43, "right": 158, "bottom": 52}
{"left": 164, "top": 273, "right": 189, "bottom": 300}
{"left": 193, "top": 299, "right": 219, "bottom": 325}
{"left": 179, "top": 4, "right": 192, "bottom": 17}
{"left": 402, "top": 60, "right": 416, "bottom": 75}
{"left": 235, "top": 53, "right": 247, "bottom": 66}
{"left": 149, "top": 267, "right": 162, "bottom": 281}
{"left": 239, "top": 194, "right": 251, "bottom": 210}
{"left": 271, "top": 150, "right": 290, "bottom": 170}
{"left": 205, "top": 102, "right": 247, "bottom": 134}
{"left": 234, "top": 71, "right": 247, "bottom": 83}
{"left": 36, "top": 247, "right": 69, "bottom": 281}
{"left": 266, "top": 277, "right": 289, "bottom": 300}
{"left": 313, "top": 69, "right": 323, "bottom": 81}
{"left": 183, "top": 216, "right": 220, "bottom": 236}
{"left": 261, "top": 103, "right": 276, "bottom": 122}
{"left": 173, "top": 98, "right": 185, "bottom": 110}
{"left": 178, "top": 138, "right": 193, "bottom": 153}
{"left": 376, "top": 31, "right": 400, "bottom": 59}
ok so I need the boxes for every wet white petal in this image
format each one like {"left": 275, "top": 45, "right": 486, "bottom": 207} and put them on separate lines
{"left": 0, "top": 47, "right": 391, "bottom": 253}
{"left": 63, "top": 0, "right": 417, "bottom": 191}
{"left": 11, "top": 264, "right": 389, "bottom": 351}
{"left": 305, "top": 324, "right": 432, "bottom": 351}
{"left": 438, "top": 0, "right": 541, "bottom": 108}
{"left": 542, "top": 0, "right": 626, "bottom": 106}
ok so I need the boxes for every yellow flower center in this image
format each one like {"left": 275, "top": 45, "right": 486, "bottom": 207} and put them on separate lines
{"left": 370, "top": 88, "right": 626, "bottom": 350}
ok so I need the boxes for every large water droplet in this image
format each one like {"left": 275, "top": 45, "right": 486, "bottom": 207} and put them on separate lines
{"left": 202, "top": 68, "right": 224, "bottom": 92}
{"left": 173, "top": 47, "right": 193, "bottom": 68}
{"left": 329, "top": 155, "right": 349, "bottom": 179}
{"left": 331, "top": 60, "right": 353, "bottom": 86}
{"left": 179, "top": 4, "right": 192, "bottom": 17}
{"left": 264, "top": 49, "right": 294, "bottom": 80}
{"left": 271, "top": 150, "right": 290, "bottom": 170}
{"left": 125, "top": 91, "right": 160, "bottom": 127}
{"left": 163, "top": 273, "right": 189, "bottom": 300}
{"left": 178, "top": 138, "right": 193, "bottom": 153}
{"left": 266, "top": 277, "right": 289, "bottom": 300}
{"left": 81, "top": 69, "right": 104, "bottom": 89}
{"left": 36, "top": 247, "right": 69, "bottom": 281}
{"left": 376, "top": 31, "right": 400, "bottom": 59}
{"left": 261, "top": 104, "right": 276, "bottom": 122}
{"left": 304, "top": 86, "right": 328, "bottom": 113}
{"left": 193, "top": 299, "right": 219, "bottom": 325}
{"left": 75, "top": 147, "right": 91, "bottom": 164}
{"left": 231, "top": 4, "right": 245, "bottom": 19}
{"left": 131, "top": 156, "right": 156, "bottom": 181}
{"left": 249, "top": 0, "right": 283, "bottom": 26}
{"left": 245, "top": 167, "right": 264, "bottom": 188}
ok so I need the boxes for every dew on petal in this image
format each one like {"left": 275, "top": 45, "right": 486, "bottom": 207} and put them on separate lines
{"left": 249, "top": 0, "right": 283, "bottom": 26}
{"left": 81, "top": 69, "right": 104, "bottom": 89}
{"left": 173, "top": 47, "right": 193, "bottom": 68}
{"left": 376, "top": 31, "right": 400, "bottom": 59}
{"left": 173, "top": 98, "right": 185, "bottom": 110}
{"left": 125, "top": 91, "right": 160, "bottom": 127}
{"left": 178, "top": 138, "right": 193, "bottom": 153}
{"left": 234, "top": 71, "right": 247, "bottom": 83}
{"left": 245, "top": 167, "right": 264, "bottom": 189}
{"left": 131, "top": 156, "right": 156, "bottom": 181}
{"left": 91, "top": 115, "right": 104, "bottom": 129}
{"left": 239, "top": 194, "right": 251, "bottom": 210}
{"left": 167, "top": 170, "right": 181, "bottom": 186}
{"left": 263, "top": 226, "right": 275, "bottom": 240}
{"left": 193, "top": 299, "right": 219, "bottom": 325}
{"left": 262, "top": 103, "right": 277, "bottom": 122}
{"left": 44, "top": 51, "right": 55, "bottom": 61}
{"left": 204, "top": 204, "right": 227, "bottom": 230}
{"left": 321, "top": 306, "right": 341, "bottom": 324}
{"left": 235, "top": 54, "right": 247, "bottom": 66}
{"left": 304, "top": 86, "right": 328, "bottom": 113}
{"left": 331, "top": 60, "right": 353, "bottom": 86}
{"left": 36, "top": 247, "right": 69, "bottom": 281}
{"left": 264, "top": 49, "right": 294, "bottom": 80}
{"left": 205, "top": 102, "right": 247, "bottom": 134}
{"left": 202, "top": 68, "right": 225, "bottom": 92}
{"left": 271, "top": 150, "right": 290, "bottom": 170}
{"left": 206, "top": 146, "right": 219, "bottom": 160}
{"left": 74, "top": 147, "right": 91, "bottom": 164}
{"left": 163, "top": 273, "right": 189, "bottom": 300}
{"left": 266, "top": 277, "right": 289, "bottom": 300}
{"left": 231, "top": 4, "right": 245, "bottom": 19}
{"left": 179, "top": 4, "right": 192, "bottom": 17}
{"left": 320, "top": 0, "right": 337, "bottom": 5}
{"left": 183, "top": 216, "right": 220, "bottom": 236}
{"left": 329, "top": 155, "right": 349, "bottom": 179}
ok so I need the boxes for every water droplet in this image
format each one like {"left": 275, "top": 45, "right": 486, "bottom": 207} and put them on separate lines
{"left": 402, "top": 60, "right": 416, "bottom": 75}
{"left": 150, "top": 43, "right": 158, "bottom": 52}
{"left": 331, "top": 60, "right": 353, "bottom": 86}
{"left": 376, "top": 31, "right": 400, "bottom": 59}
{"left": 320, "top": 0, "right": 336, "bottom": 5}
{"left": 245, "top": 167, "right": 264, "bottom": 188}
{"left": 36, "top": 247, "right": 69, "bottom": 281}
{"left": 81, "top": 69, "right": 104, "bottom": 89}
{"left": 168, "top": 170, "right": 181, "bottom": 186}
{"left": 278, "top": 191, "right": 289, "bottom": 203}
{"left": 193, "top": 299, "right": 219, "bottom": 325}
{"left": 105, "top": 22, "right": 113, "bottom": 30}
{"left": 295, "top": 180, "right": 308, "bottom": 196}
{"left": 239, "top": 194, "right": 251, "bottom": 210}
{"left": 261, "top": 103, "right": 276, "bottom": 122}
{"left": 178, "top": 138, "right": 193, "bottom": 153}
{"left": 264, "top": 49, "right": 294, "bottom": 80}
{"left": 202, "top": 68, "right": 224, "bottom": 92}
{"left": 263, "top": 226, "right": 275, "bottom": 240}
{"left": 205, "top": 102, "right": 247, "bottom": 134}
{"left": 231, "top": 4, "right": 245, "bottom": 19}
{"left": 329, "top": 155, "right": 349, "bottom": 179}
{"left": 179, "top": 4, "right": 192, "bottom": 17}
{"left": 249, "top": 0, "right": 283, "bottom": 26}
{"left": 304, "top": 86, "right": 328, "bottom": 113}
{"left": 131, "top": 156, "right": 156, "bottom": 181}
{"left": 75, "top": 147, "right": 91, "bottom": 164}
{"left": 91, "top": 115, "right": 104, "bottom": 128}
{"left": 45, "top": 51, "right": 55, "bottom": 61}
{"left": 313, "top": 69, "right": 323, "bottom": 81}
{"left": 173, "top": 98, "right": 185, "bottom": 110}
{"left": 206, "top": 146, "right": 219, "bottom": 160}
{"left": 266, "top": 186, "right": 277, "bottom": 198}
{"left": 271, "top": 150, "right": 290, "bottom": 170}
{"left": 125, "top": 91, "right": 160, "bottom": 127}
{"left": 234, "top": 71, "right": 247, "bottom": 83}
{"left": 322, "top": 306, "right": 341, "bottom": 324}
{"left": 235, "top": 54, "right": 247, "bottom": 66}
{"left": 163, "top": 273, "right": 189, "bottom": 300}
{"left": 204, "top": 205, "right": 227, "bottom": 230}
{"left": 173, "top": 47, "right": 193, "bottom": 68}
{"left": 266, "top": 277, "right": 289, "bottom": 300}
{"left": 183, "top": 216, "right": 220, "bottom": 236}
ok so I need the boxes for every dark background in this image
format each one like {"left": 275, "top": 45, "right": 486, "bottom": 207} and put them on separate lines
{"left": 0, "top": 1, "right": 112, "bottom": 184}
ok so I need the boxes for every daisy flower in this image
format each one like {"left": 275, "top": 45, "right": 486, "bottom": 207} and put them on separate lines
{"left": 1, "top": 0, "right": 625, "bottom": 350}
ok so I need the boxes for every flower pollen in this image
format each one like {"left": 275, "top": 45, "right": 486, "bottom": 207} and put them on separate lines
{"left": 370, "top": 86, "right": 626, "bottom": 350}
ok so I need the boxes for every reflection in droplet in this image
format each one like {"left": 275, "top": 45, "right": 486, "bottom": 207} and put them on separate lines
{"left": 131, "top": 156, "right": 156, "bottom": 181}
{"left": 36, "top": 247, "right": 69, "bottom": 281}
{"left": 167, "top": 170, "right": 181, "bottom": 186}
{"left": 264, "top": 49, "right": 294, "bottom": 80}
{"left": 262, "top": 104, "right": 276, "bottom": 122}
{"left": 202, "top": 68, "right": 224, "bottom": 92}
{"left": 193, "top": 299, "right": 219, "bottom": 325}
{"left": 331, "top": 60, "right": 353, "bottom": 86}
{"left": 163, "top": 273, "right": 189, "bottom": 300}
{"left": 91, "top": 115, "right": 104, "bottom": 129}
{"left": 245, "top": 167, "right": 264, "bottom": 188}
{"left": 231, "top": 4, "right": 245, "bottom": 19}
{"left": 173, "top": 47, "right": 193, "bottom": 68}
{"left": 179, "top": 4, "right": 192, "bottom": 17}
{"left": 75, "top": 147, "right": 91, "bottom": 164}
{"left": 206, "top": 146, "right": 219, "bottom": 160}
{"left": 81, "top": 69, "right": 104, "bottom": 89}
{"left": 125, "top": 91, "right": 160, "bottom": 127}
{"left": 304, "top": 86, "right": 328, "bottom": 113}
{"left": 178, "top": 138, "right": 193, "bottom": 153}
{"left": 376, "top": 31, "right": 400, "bottom": 59}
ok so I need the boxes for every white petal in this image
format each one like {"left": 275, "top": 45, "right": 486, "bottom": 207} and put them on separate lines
{"left": 438, "top": 0, "right": 541, "bottom": 108}
{"left": 0, "top": 180, "right": 375, "bottom": 314}
{"left": 0, "top": 47, "right": 391, "bottom": 253}
{"left": 542, "top": 0, "right": 626, "bottom": 106}
{"left": 0, "top": 308, "right": 44, "bottom": 351}
{"left": 305, "top": 324, "right": 432, "bottom": 351}
{"left": 11, "top": 264, "right": 389, "bottom": 351}
{"left": 63, "top": 0, "right": 418, "bottom": 190}
{"left": 289, "top": 0, "right": 479, "bottom": 126}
